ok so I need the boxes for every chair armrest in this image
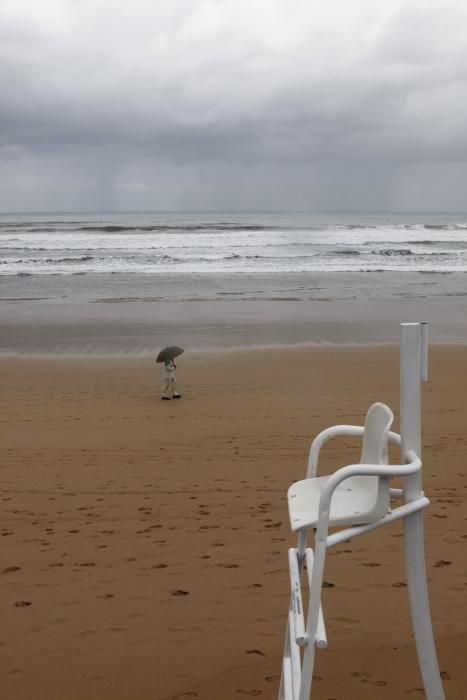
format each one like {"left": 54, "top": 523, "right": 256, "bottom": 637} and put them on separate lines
{"left": 307, "top": 427, "right": 402, "bottom": 478}
{"left": 315, "top": 450, "right": 421, "bottom": 540}
{"left": 307, "top": 425, "right": 364, "bottom": 478}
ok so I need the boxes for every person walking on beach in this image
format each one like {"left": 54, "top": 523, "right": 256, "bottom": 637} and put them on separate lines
{"left": 161, "top": 358, "right": 181, "bottom": 400}
{"left": 157, "top": 345, "right": 184, "bottom": 400}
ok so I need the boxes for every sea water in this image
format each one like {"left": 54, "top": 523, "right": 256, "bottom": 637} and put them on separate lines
{"left": 1, "top": 211, "right": 467, "bottom": 303}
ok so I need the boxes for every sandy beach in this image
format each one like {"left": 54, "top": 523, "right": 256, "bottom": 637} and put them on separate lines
{"left": 1, "top": 345, "right": 466, "bottom": 699}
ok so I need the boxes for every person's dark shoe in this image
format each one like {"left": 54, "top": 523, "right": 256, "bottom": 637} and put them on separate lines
{"left": 161, "top": 396, "right": 171, "bottom": 400}
{"left": 173, "top": 394, "right": 182, "bottom": 399}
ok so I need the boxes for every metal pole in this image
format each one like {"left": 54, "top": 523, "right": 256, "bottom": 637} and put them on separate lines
{"left": 400, "top": 323, "right": 445, "bottom": 699}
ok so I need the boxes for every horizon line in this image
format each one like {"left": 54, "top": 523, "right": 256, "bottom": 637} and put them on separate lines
{"left": 1, "top": 208, "right": 467, "bottom": 216}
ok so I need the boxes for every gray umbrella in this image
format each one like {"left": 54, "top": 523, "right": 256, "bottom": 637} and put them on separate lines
{"left": 156, "top": 345, "right": 185, "bottom": 363}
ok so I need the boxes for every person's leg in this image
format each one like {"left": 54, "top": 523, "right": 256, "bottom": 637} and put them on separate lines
{"left": 161, "top": 377, "right": 171, "bottom": 399}
{"left": 171, "top": 376, "right": 181, "bottom": 398}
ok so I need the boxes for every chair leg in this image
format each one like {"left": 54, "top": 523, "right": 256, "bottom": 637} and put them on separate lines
{"left": 297, "top": 530, "right": 307, "bottom": 564}
{"left": 279, "top": 533, "right": 326, "bottom": 700}
{"left": 279, "top": 530, "right": 309, "bottom": 699}
{"left": 278, "top": 621, "right": 289, "bottom": 700}
{"left": 298, "top": 539, "right": 327, "bottom": 700}
{"left": 404, "top": 511, "right": 445, "bottom": 699}
{"left": 278, "top": 609, "right": 291, "bottom": 700}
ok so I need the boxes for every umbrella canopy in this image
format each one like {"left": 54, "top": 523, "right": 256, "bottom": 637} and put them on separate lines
{"left": 156, "top": 345, "right": 184, "bottom": 363}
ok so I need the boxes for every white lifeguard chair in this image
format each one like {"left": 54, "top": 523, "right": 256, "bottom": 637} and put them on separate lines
{"left": 279, "top": 322, "right": 445, "bottom": 700}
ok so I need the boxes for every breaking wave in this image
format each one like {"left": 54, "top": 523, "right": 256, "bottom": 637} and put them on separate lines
{"left": 1, "top": 211, "right": 467, "bottom": 276}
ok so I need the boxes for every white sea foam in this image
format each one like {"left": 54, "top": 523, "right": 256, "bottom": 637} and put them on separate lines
{"left": 1, "top": 211, "right": 467, "bottom": 276}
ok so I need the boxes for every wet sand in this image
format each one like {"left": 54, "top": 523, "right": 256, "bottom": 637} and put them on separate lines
{"left": 1, "top": 346, "right": 466, "bottom": 699}
{"left": 2, "top": 295, "right": 467, "bottom": 354}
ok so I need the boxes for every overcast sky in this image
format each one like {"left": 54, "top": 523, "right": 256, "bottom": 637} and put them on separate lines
{"left": 1, "top": 0, "right": 467, "bottom": 212}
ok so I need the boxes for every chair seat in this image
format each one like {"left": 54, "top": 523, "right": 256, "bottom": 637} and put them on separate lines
{"left": 287, "top": 474, "right": 390, "bottom": 532}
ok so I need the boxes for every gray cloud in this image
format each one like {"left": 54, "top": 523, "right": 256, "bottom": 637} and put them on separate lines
{"left": 1, "top": 0, "right": 467, "bottom": 211}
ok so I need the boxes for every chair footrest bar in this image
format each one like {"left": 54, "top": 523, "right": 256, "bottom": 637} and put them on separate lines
{"left": 305, "top": 548, "right": 328, "bottom": 649}
{"left": 326, "top": 497, "right": 430, "bottom": 549}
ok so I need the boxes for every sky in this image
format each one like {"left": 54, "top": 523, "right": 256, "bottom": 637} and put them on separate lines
{"left": 1, "top": 0, "right": 467, "bottom": 212}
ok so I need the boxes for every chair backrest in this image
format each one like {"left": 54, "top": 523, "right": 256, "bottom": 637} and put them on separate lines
{"left": 360, "top": 402, "right": 394, "bottom": 465}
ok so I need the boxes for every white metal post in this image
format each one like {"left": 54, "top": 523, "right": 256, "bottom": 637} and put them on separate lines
{"left": 400, "top": 323, "right": 445, "bottom": 700}
{"left": 298, "top": 539, "right": 327, "bottom": 700}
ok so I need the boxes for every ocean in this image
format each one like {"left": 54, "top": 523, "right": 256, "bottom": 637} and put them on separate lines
{"left": 1, "top": 211, "right": 466, "bottom": 352}
{"left": 1, "top": 211, "right": 467, "bottom": 280}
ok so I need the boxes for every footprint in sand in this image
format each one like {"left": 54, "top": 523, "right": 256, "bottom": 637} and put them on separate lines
{"left": 264, "top": 521, "right": 282, "bottom": 529}
{"left": 358, "top": 562, "right": 381, "bottom": 567}
{"left": 14, "top": 601, "right": 32, "bottom": 607}
{"left": 3, "top": 566, "right": 21, "bottom": 574}
{"left": 434, "top": 560, "right": 451, "bottom": 568}
{"left": 246, "top": 649, "right": 265, "bottom": 656}
{"left": 171, "top": 590, "right": 189, "bottom": 596}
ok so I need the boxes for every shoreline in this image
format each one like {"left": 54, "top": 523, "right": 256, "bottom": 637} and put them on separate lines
{"left": 1, "top": 297, "right": 467, "bottom": 354}
{"left": 1, "top": 339, "right": 467, "bottom": 360}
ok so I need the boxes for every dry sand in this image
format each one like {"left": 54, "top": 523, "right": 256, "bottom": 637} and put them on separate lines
{"left": 1, "top": 346, "right": 466, "bottom": 699}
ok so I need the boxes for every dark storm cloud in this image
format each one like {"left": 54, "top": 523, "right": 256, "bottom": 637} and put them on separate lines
{"left": 1, "top": 0, "right": 467, "bottom": 210}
